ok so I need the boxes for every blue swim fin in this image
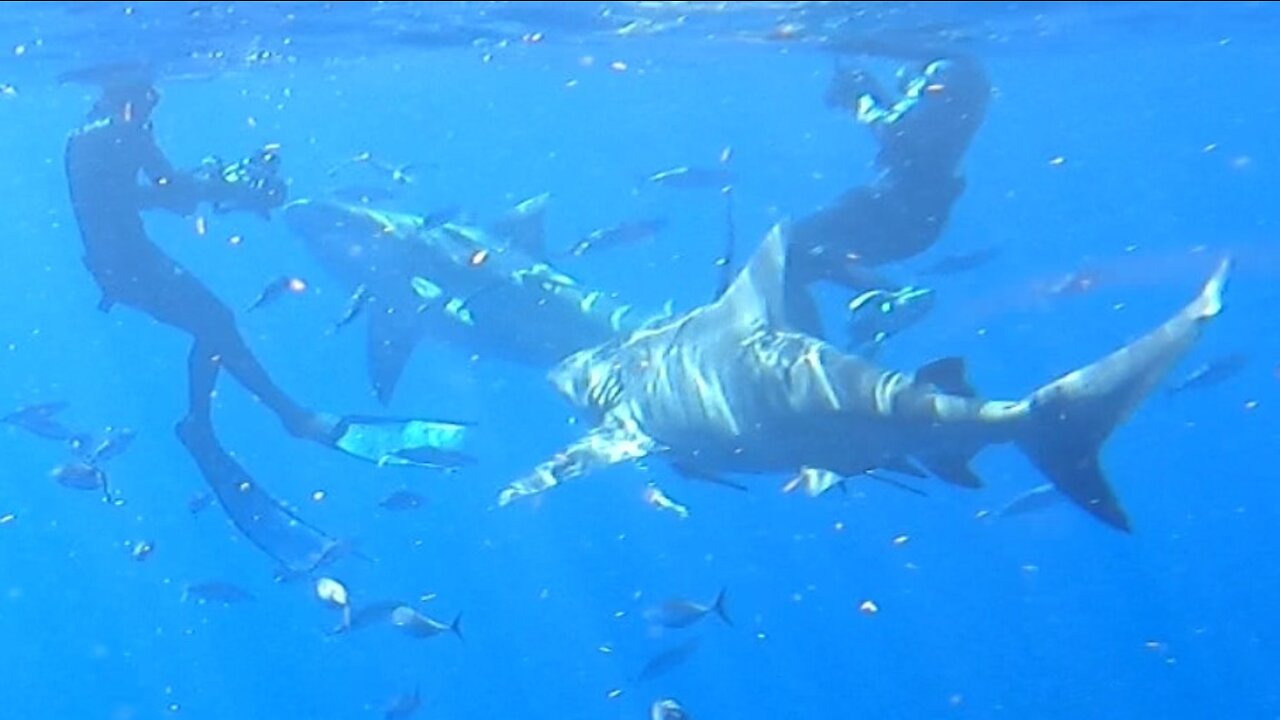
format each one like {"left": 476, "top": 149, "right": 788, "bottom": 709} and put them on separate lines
{"left": 330, "top": 415, "right": 475, "bottom": 470}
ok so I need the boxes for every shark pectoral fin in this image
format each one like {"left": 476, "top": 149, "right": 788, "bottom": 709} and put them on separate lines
{"left": 366, "top": 302, "right": 430, "bottom": 405}
{"left": 918, "top": 454, "right": 984, "bottom": 488}
{"left": 498, "top": 424, "right": 655, "bottom": 506}
{"left": 915, "top": 357, "right": 976, "bottom": 397}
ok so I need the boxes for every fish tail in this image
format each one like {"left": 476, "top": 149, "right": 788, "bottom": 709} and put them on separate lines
{"left": 712, "top": 588, "right": 732, "bottom": 627}
{"left": 1016, "top": 258, "right": 1230, "bottom": 532}
{"left": 450, "top": 613, "right": 464, "bottom": 642}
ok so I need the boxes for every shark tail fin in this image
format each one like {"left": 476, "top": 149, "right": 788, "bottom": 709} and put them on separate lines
{"left": 450, "top": 613, "right": 465, "bottom": 642}
{"left": 1016, "top": 258, "right": 1230, "bottom": 532}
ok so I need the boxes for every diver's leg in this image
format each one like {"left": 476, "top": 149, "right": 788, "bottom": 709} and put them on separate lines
{"left": 124, "top": 249, "right": 473, "bottom": 467}
{"left": 127, "top": 258, "right": 326, "bottom": 440}
{"left": 174, "top": 405, "right": 342, "bottom": 577}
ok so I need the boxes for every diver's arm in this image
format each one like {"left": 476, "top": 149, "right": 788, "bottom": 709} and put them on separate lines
{"left": 135, "top": 125, "right": 201, "bottom": 215}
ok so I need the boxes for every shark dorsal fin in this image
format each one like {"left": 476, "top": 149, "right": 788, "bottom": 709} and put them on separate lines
{"left": 916, "top": 357, "right": 976, "bottom": 398}
{"left": 706, "top": 223, "right": 793, "bottom": 332}
{"left": 490, "top": 192, "right": 551, "bottom": 260}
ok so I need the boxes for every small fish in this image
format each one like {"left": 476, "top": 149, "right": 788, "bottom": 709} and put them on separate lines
{"left": 384, "top": 687, "right": 422, "bottom": 720}
{"left": 920, "top": 246, "right": 1002, "bottom": 276}
{"left": 637, "top": 638, "right": 701, "bottom": 682}
{"left": 995, "top": 483, "right": 1063, "bottom": 519}
{"left": 131, "top": 539, "right": 155, "bottom": 562}
{"left": 782, "top": 467, "right": 846, "bottom": 497}
{"left": 646, "top": 589, "right": 731, "bottom": 629}
{"left": 330, "top": 600, "right": 403, "bottom": 635}
{"left": 1044, "top": 268, "right": 1101, "bottom": 297}
{"left": 332, "top": 284, "right": 374, "bottom": 332}
{"left": 646, "top": 165, "right": 735, "bottom": 190}
{"left": 331, "top": 184, "right": 398, "bottom": 204}
{"left": 3, "top": 401, "right": 77, "bottom": 440}
{"left": 50, "top": 461, "right": 114, "bottom": 502}
{"left": 565, "top": 218, "right": 667, "bottom": 258}
{"left": 651, "top": 698, "right": 691, "bottom": 720}
{"left": 1166, "top": 353, "right": 1248, "bottom": 395}
{"left": 378, "top": 489, "right": 426, "bottom": 511}
{"left": 643, "top": 483, "right": 689, "bottom": 519}
{"left": 247, "top": 276, "right": 306, "bottom": 312}
{"left": 646, "top": 165, "right": 734, "bottom": 190}
{"left": 327, "top": 152, "right": 418, "bottom": 185}
{"left": 187, "top": 491, "right": 214, "bottom": 515}
{"left": 421, "top": 204, "right": 463, "bottom": 230}
{"left": 389, "top": 605, "right": 463, "bottom": 641}
{"left": 847, "top": 286, "right": 935, "bottom": 355}
{"left": 82, "top": 426, "right": 137, "bottom": 463}
{"left": 181, "top": 581, "right": 255, "bottom": 604}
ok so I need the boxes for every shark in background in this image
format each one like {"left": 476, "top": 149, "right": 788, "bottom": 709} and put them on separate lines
{"left": 283, "top": 194, "right": 665, "bottom": 404}
{"left": 498, "top": 223, "right": 1231, "bottom": 532}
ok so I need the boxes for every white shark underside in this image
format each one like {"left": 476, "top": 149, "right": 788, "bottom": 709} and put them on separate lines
{"left": 500, "top": 223, "right": 1230, "bottom": 532}
{"left": 284, "top": 198, "right": 650, "bottom": 404}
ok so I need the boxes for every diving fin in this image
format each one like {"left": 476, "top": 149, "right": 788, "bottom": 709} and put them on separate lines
{"left": 329, "top": 415, "right": 475, "bottom": 470}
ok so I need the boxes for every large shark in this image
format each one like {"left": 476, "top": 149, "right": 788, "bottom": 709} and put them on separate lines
{"left": 498, "top": 224, "right": 1230, "bottom": 532}
{"left": 283, "top": 196, "right": 653, "bottom": 404}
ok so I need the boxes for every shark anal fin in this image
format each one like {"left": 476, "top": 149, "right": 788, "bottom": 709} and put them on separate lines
{"left": 916, "top": 357, "right": 976, "bottom": 398}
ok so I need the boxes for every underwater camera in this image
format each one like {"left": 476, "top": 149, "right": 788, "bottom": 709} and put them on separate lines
{"left": 193, "top": 144, "right": 288, "bottom": 218}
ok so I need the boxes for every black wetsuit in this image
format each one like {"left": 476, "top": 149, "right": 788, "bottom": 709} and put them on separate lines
{"left": 64, "top": 112, "right": 312, "bottom": 435}
{"left": 790, "top": 55, "right": 991, "bottom": 290}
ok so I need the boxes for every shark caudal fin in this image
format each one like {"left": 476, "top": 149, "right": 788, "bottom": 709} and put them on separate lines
{"left": 1016, "top": 258, "right": 1230, "bottom": 532}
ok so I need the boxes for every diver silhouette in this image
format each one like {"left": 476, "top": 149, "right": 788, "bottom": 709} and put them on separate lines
{"left": 61, "top": 65, "right": 472, "bottom": 574}
{"left": 788, "top": 48, "right": 991, "bottom": 352}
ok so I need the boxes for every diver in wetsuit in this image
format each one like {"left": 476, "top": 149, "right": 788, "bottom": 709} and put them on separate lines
{"left": 789, "top": 51, "right": 990, "bottom": 353}
{"left": 62, "top": 68, "right": 471, "bottom": 574}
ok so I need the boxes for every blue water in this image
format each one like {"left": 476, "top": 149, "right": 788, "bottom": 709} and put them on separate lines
{"left": 1, "top": 2, "right": 1277, "bottom": 718}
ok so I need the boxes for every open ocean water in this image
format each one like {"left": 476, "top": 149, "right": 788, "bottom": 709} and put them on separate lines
{"left": 0, "top": 2, "right": 1278, "bottom": 719}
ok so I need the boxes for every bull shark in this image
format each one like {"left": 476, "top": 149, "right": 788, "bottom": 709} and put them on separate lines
{"left": 283, "top": 195, "right": 657, "bottom": 404}
{"left": 497, "top": 223, "right": 1230, "bottom": 531}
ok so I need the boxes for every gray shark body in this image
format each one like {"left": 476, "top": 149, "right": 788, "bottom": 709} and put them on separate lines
{"left": 500, "top": 224, "right": 1230, "bottom": 531}
{"left": 283, "top": 197, "right": 650, "bottom": 404}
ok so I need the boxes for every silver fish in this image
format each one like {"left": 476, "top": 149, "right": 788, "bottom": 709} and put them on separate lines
{"left": 181, "top": 581, "right": 255, "bottom": 604}
{"left": 995, "top": 483, "right": 1063, "bottom": 519}
{"left": 646, "top": 165, "right": 734, "bottom": 190}
{"left": 389, "top": 605, "right": 463, "bottom": 641}
{"left": 384, "top": 687, "right": 422, "bottom": 720}
{"left": 1166, "top": 353, "right": 1248, "bottom": 395}
{"left": 378, "top": 489, "right": 426, "bottom": 511}
{"left": 637, "top": 638, "right": 701, "bottom": 682}
{"left": 646, "top": 589, "right": 731, "bottom": 629}
{"left": 4, "top": 401, "right": 77, "bottom": 440}
{"left": 651, "top": 698, "right": 691, "bottom": 720}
